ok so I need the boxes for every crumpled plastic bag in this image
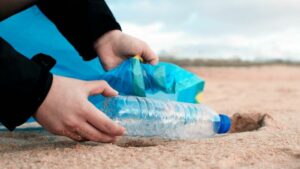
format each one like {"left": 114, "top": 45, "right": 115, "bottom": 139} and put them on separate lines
{"left": 100, "top": 56, "right": 205, "bottom": 103}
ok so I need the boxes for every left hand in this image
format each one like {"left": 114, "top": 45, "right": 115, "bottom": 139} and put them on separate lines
{"left": 34, "top": 75, "right": 125, "bottom": 142}
{"left": 94, "top": 30, "right": 159, "bottom": 70}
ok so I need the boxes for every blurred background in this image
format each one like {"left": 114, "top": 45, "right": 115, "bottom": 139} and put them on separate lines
{"left": 108, "top": 0, "right": 300, "bottom": 65}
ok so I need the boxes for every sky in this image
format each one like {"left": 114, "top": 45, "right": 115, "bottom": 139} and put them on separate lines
{"left": 107, "top": 0, "right": 300, "bottom": 61}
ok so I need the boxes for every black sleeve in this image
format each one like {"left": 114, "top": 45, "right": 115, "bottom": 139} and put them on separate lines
{"left": 0, "top": 0, "right": 37, "bottom": 21}
{"left": 37, "top": 0, "right": 122, "bottom": 61}
{"left": 0, "top": 37, "right": 55, "bottom": 131}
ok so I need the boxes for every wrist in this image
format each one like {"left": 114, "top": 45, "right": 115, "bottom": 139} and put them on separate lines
{"left": 34, "top": 74, "right": 55, "bottom": 118}
{"left": 94, "top": 30, "right": 122, "bottom": 51}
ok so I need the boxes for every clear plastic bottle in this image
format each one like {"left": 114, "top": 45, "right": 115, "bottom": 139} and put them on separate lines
{"left": 100, "top": 96, "right": 231, "bottom": 140}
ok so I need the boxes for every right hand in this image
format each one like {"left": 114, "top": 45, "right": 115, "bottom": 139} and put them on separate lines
{"left": 95, "top": 30, "right": 159, "bottom": 70}
{"left": 34, "top": 75, "right": 125, "bottom": 142}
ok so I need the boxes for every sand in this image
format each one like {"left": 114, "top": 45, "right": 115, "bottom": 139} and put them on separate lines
{"left": 0, "top": 65, "right": 299, "bottom": 169}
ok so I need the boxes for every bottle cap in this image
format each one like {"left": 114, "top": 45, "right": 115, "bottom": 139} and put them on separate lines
{"left": 217, "top": 114, "right": 231, "bottom": 134}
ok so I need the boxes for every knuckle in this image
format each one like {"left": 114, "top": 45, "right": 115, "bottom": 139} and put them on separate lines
{"left": 79, "top": 102, "right": 90, "bottom": 114}
{"left": 69, "top": 133, "right": 84, "bottom": 142}
{"left": 99, "top": 80, "right": 109, "bottom": 87}
{"left": 52, "top": 127, "right": 65, "bottom": 135}
{"left": 138, "top": 43, "right": 145, "bottom": 51}
{"left": 64, "top": 119, "right": 78, "bottom": 129}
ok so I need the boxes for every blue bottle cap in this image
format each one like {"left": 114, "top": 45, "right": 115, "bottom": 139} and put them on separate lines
{"left": 217, "top": 114, "right": 231, "bottom": 134}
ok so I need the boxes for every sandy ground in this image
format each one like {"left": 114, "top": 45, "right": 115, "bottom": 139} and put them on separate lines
{"left": 0, "top": 65, "right": 299, "bottom": 169}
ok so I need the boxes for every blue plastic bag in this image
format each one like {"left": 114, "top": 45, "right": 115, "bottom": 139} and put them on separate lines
{"left": 100, "top": 56, "right": 205, "bottom": 103}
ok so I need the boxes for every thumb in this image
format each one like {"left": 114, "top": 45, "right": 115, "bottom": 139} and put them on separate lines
{"left": 141, "top": 43, "right": 159, "bottom": 65}
{"left": 86, "top": 80, "right": 118, "bottom": 97}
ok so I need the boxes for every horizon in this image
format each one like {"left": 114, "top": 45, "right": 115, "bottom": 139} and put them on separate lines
{"left": 108, "top": 0, "right": 300, "bottom": 62}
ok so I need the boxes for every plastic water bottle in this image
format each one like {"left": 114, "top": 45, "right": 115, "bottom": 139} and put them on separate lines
{"left": 100, "top": 96, "right": 231, "bottom": 140}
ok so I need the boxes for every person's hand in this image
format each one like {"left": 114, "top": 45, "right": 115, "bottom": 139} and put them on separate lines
{"left": 94, "top": 30, "right": 159, "bottom": 70}
{"left": 34, "top": 75, "right": 125, "bottom": 142}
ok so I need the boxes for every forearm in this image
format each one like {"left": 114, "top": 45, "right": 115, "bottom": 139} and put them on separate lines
{"left": 1, "top": 0, "right": 121, "bottom": 61}
{"left": 37, "top": 0, "right": 121, "bottom": 61}
{"left": 0, "top": 37, "right": 55, "bottom": 130}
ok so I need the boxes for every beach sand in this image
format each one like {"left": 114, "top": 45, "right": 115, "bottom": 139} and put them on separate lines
{"left": 0, "top": 65, "right": 299, "bottom": 169}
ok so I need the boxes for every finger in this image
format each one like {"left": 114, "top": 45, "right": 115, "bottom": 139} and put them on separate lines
{"left": 86, "top": 80, "right": 118, "bottom": 97}
{"left": 60, "top": 129, "right": 86, "bottom": 142}
{"left": 76, "top": 122, "right": 116, "bottom": 143}
{"left": 85, "top": 102, "right": 125, "bottom": 136}
{"left": 141, "top": 43, "right": 159, "bottom": 65}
